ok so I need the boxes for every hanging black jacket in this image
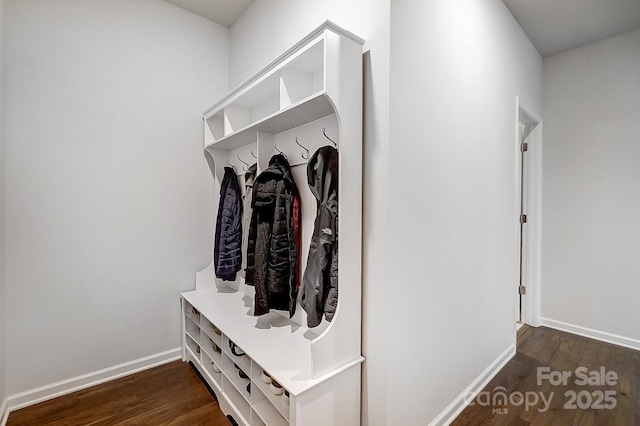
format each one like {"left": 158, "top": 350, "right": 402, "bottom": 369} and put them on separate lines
{"left": 214, "top": 167, "right": 242, "bottom": 281}
{"left": 301, "top": 146, "right": 339, "bottom": 328}
{"left": 246, "top": 155, "right": 300, "bottom": 317}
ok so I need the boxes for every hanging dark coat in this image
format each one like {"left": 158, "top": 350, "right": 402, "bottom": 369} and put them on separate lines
{"left": 214, "top": 167, "right": 243, "bottom": 281}
{"left": 245, "top": 155, "right": 301, "bottom": 317}
{"left": 301, "top": 146, "right": 339, "bottom": 328}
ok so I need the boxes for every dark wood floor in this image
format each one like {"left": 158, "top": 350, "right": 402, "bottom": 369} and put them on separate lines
{"left": 7, "top": 361, "right": 230, "bottom": 426}
{"left": 453, "top": 326, "right": 640, "bottom": 425}
{"left": 7, "top": 327, "right": 639, "bottom": 425}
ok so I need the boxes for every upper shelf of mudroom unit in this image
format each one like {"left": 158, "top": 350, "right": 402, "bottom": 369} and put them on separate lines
{"left": 205, "top": 92, "right": 334, "bottom": 150}
{"left": 202, "top": 21, "right": 364, "bottom": 152}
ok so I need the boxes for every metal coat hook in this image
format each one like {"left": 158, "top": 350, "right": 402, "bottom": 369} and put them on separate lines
{"left": 225, "top": 159, "right": 236, "bottom": 171}
{"left": 274, "top": 142, "right": 286, "bottom": 157}
{"left": 295, "top": 137, "right": 310, "bottom": 160}
{"left": 251, "top": 150, "right": 257, "bottom": 159}
{"left": 322, "top": 128, "right": 337, "bottom": 148}
{"left": 237, "top": 155, "right": 250, "bottom": 172}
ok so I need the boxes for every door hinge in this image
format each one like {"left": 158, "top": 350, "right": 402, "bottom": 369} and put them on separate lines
{"left": 519, "top": 285, "right": 526, "bottom": 295}
{"left": 521, "top": 142, "right": 528, "bottom": 152}
{"left": 520, "top": 214, "right": 527, "bottom": 224}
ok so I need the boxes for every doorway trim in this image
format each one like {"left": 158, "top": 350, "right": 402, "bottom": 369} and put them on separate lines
{"left": 514, "top": 97, "right": 542, "bottom": 328}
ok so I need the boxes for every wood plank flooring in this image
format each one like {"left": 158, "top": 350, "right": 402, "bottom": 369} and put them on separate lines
{"left": 7, "top": 361, "right": 230, "bottom": 426}
{"left": 453, "top": 326, "right": 640, "bottom": 425}
{"left": 6, "top": 327, "right": 639, "bottom": 425}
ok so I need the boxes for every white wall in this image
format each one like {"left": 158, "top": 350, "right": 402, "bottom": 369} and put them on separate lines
{"left": 229, "top": 2, "right": 390, "bottom": 424}
{"left": 0, "top": 0, "right": 6, "bottom": 408}
{"left": 388, "top": 0, "right": 542, "bottom": 423}
{"left": 4, "top": 0, "right": 228, "bottom": 395}
{"left": 541, "top": 29, "right": 640, "bottom": 343}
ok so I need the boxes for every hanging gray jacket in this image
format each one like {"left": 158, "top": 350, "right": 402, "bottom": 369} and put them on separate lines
{"left": 241, "top": 163, "right": 257, "bottom": 278}
{"left": 301, "top": 146, "right": 338, "bottom": 328}
{"left": 214, "top": 167, "right": 243, "bottom": 281}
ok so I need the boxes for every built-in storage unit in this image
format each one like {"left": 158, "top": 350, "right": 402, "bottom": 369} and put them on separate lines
{"left": 181, "top": 21, "right": 364, "bottom": 426}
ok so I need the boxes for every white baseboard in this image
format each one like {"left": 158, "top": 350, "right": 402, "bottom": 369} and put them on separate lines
{"left": 1, "top": 397, "right": 9, "bottom": 426}
{"left": 540, "top": 318, "right": 640, "bottom": 352}
{"left": 6, "top": 348, "right": 181, "bottom": 414}
{"left": 428, "top": 343, "right": 516, "bottom": 426}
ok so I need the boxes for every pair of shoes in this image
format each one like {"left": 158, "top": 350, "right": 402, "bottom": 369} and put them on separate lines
{"left": 209, "top": 322, "right": 222, "bottom": 335}
{"left": 269, "top": 379, "right": 284, "bottom": 396}
{"left": 229, "top": 341, "right": 245, "bottom": 357}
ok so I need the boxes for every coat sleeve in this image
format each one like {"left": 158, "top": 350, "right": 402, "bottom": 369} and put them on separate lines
{"left": 324, "top": 213, "right": 338, "bottom": 322}
{"left": 214, "top": 176, "right": 229, "bottom": 278}
{"left": 216, "top": 174, "right": 243, "bottom": 281}
{"left": 245, "top": 193, "right": 258, "bottom": 285}
{"left": 301, "top": 204, "right": 335, "bottom": 328}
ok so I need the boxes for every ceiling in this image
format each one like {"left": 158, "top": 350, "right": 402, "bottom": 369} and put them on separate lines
{"left": 503, "top": 0, "right": 640, "bottom": 57}
{"left": 163, "top": 0, "right": 640, "bottom": 56}
{"left": 163, "top": 0, "right": 254, "bottom": 27}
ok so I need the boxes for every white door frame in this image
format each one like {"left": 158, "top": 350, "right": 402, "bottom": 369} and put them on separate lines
{"left": 514, "top": 97, "right": 542, "bottom": 327}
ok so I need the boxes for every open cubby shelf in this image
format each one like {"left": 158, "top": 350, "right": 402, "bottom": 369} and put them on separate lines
{"left": 205, "top": 92, "right": 334, "bottom": 150}
{"left": 181, "top": 21, "right": 364, "bottom": 426}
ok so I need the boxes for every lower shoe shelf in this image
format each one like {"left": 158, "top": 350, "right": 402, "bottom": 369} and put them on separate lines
{"left": 181, "top": 294, "right": 362, "bottom": 426}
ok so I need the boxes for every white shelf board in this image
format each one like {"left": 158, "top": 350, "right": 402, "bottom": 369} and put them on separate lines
{"left": 200, "top": 356, "right": 223, "bottom": 393}
{"left": 185, "top": 330, "right": 199, "bottom": 345}
{"left": 185, "top": 345, "right": 199, "bottom": 363}
{"left": 222, "top": 383, "right": 251, "bottom": 426}
{"left": 205, "top": 92, "right": 334, "bottom": 151}
{"left": 201, "top": 322, "right": 223, "bottom": 345}
{"left": 182, "top": 289, "right": 356, "bottom": 395}
{"left": 225, "top": 348, "right": 252, "bottom": 374}
{"left": 201, "top": 338, "right": 222, "bottom": 364}
{"left": 252, "top": 377, "right": 289, "bottom": 421}
{"left": 202, "top": 20, "right": 363, "bottom": 119}
{"left": 223, "top": 366, "right": 252, "bottom": 403}
{"left": 253, "top": 399, "right": 288, "bottom": 426}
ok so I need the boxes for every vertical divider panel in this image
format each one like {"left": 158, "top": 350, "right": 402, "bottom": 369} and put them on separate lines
{"left": 256, "top": 132, "right": 275, "bottom": 173}
{"left": 280, "top": 67, "right": 313, "bottom": 109}
{"left": 224, "top": 105, "right": 251, "bottom": 136}
{"left": 180, "top": 298, "right": 187, "bottom": 361}
{"left": 309, "top": 28, "right": 363, "bottom": 379}
{"left": 206, "top": 114, "right": 224, "bottom": 144}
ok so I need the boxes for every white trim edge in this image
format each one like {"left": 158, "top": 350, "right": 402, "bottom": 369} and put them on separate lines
{"left": 541, "top": 318, "right": 640, "bottom": 352}
{"left": 6, "top": 348, "right": 181, "bottom": 413}
{"left": 428, "top": 343, "right": 516, "bottom": 426}
{"left": 1, "top": 397, "right": 9, "bottom": 426}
